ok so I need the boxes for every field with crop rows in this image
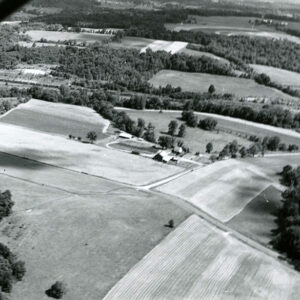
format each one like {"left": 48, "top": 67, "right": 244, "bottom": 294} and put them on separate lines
{"left": 104, "top": 215, "right": 300, "bottom": 300}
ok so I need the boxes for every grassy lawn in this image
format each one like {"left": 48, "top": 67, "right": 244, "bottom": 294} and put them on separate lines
{"left": 149, "top": 70, "right": 296, "bottom": 99}
{"left": 124, "top": 109, "right": 251, "bottom": 154}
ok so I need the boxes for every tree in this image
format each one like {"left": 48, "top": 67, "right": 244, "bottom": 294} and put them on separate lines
{"left": 0, "top": 190, "right": 14, "bottom": 221}
{"left": 208, "top": 84, "right": 216, "bottom": 94}
{"left": 199, "top": 118, "right": 218, "bottom": 131}
{"left": 178, "top": 124, "right": 186, "bottom": 138}
{"left": 229, "top": 140, "right": 238, "bottom": 156}
{"left": 12, "top": 261, "right": 26, "bottom": 281}
{"left": 206, "top": 142, "right": 213, "bottom": 154}
{"left": 158, "top": 136, "right": 176, "bottom": 149}
{"left": 45, "top": 281, "right": 66, "bottom": 299}
{"left": 267, "top": 136, "right": 281, "bottom": 151}
{"left": 239, "top": 146, "right": 247, "bottom": 158}
{"left": 248, "top": 143, "right": 259, "bottom": 157}
{"left": 168, "top": 120, "right": 178, "bottom": 136}
{"left": 182, "top": 111, "right": 198, "bottom": 127}
{"left": 143, "top": 123, "right": 156, "bottom": 143}
{"left": 86, "top": 131, "right": 97, "bottom": 144}
{"left": 137, "top": 118, "right": 145, "bottom": 129}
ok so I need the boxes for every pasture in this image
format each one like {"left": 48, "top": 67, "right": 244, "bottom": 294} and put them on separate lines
{"left": 0, "top": 121, "right": 181, "bottom": 185}
{"left": 104, "top": 215, "right": 300, "bottom": 300}
{"left": 227, "top": 185, "right": 281, "bottom": 246}
{"left": 0, "top": 99, "right": 109, "bottom": 140}
{"left": 250, "top": 64, "right": 300, "bottom": 88}
{"left": 140, "top": 40, "right": 188, "bottom": 54}
{"left": 123, "top": 109, "right": 251, "bottom": 153}
{"left": 26, "top": 30, "right": 112, "bottom": 43}
{"left": 0, "top": 155, "right": 190, "bottom": 300}
{"left": 156, "top": 159, "right": 271, "bottom": 222}
{"left": 149, "top": 70, "right": 297, "bottom": 99}
{"left": 110, "top": 37, "right": 154, "bottom": 50}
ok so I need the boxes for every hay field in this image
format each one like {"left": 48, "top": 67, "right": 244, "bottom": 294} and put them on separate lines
{"left": 140, "top": 41, "right": 188, "bottom": 54}
{"left": 124, "top": 109, "right": 250, "bottom": 153}
{"left": 250, "top": 64, "right": 300, "bottom": 87}
{"left": 227, "top": 185, "right": 281, "bottom": 245}
{"left": 0, "top": 159, "right": 189, "bottom": 300}
{"left": 149, "top": 70, "right": 297, "bottom": 99}
{"left": 26, "top": 30, "right": 112, "bottom": 43}
{"left": 0, "top": 121, "right": 181, "bottom": 185}
{"left": 110, "top": 37, "right": 154, "bottom": 50}
{"left": 156, "top": 159, "right": 271, "bottom": 222}
{"left": 104, "top": 215, "right": 300, "bottom": 300}
{"left": 0, "top": 99, "right": 109, "bottom": 139}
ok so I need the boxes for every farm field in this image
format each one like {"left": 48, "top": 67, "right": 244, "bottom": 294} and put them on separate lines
{"left": 140, "top": 40, "right": 188, "bottom": 54}
{"left": 0, "top": 160, "right": 190, "bottom": 300}
{"left": 156, "top": 159, "right": 271, "bottom": 223}
{"left": 245, "top": 154, "right": 300, "bottom": 182}
{"left": 0, "top": 99, "right": 109, "bottom": 140}
{"left": 0, "top": 121, "right": 181, "bottom": 185}
{"left": 165, "top": 16, "right": 269, "bottom": 32}
{"left": 149, "top": 70, "right": 297, "bottom": 99}
{"left": 104, "top": 214, "right": 300, "bottom": 300}
{"left": 123, "top": 109, "right": 251, "bottom": 153}
{"left": 227, "top": 185, "right": 281, "bottom": 246}
{"left": 109, "top": 139, "right": 158, "bottom": 154}
{"left": 26, "top": 30, "right": 112, "bottom": 43}
{"left": 179, "top": 47, "right": 230, "bottom": 64}
{"left": 110, "top": 36, "right": 154, "bottom": 50}
{"left": 250, "top": 64, "right": 300, "bottom": 88}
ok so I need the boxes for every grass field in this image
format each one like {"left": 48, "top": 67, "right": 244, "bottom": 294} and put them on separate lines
{"left": 26, "top": 30, "right": 112, "bottom": 43}
{"left": 110, "top": 37, "right": 154, "bottom": 50}
{"left": 0, "top": 99, "right": 109, "bottom": 140}
{"left": 0, "top": 121, "right": 182, "bottom": 185}
{"left": 156, "top": 159, "right": 271, "bottom": 222}
{"left": 250, "top": 64, "right": 300, "bottom": 87}
{"left": 104, "top": 214, "right": 300, "bottom": 300}
{"left": 123, "top": 109, "right": 251, "bottom": 153}
{"left": 227, "top": 185, "right": 281, "bottom": 246}
{"left": 149, "top": 70, "right": 297, "bottom": 99}
{"left": 140, "top": 40, "right": 188, "bottom": 54}
{"left": 0, "top": 156, "right": 189, "bottom": 300}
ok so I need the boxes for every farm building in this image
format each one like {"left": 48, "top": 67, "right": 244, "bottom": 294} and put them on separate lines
{"left": 153, "top": 150, "right": 172, "bottom": 163}
{"left": 119, "top": 132, "right": 132, "bottom": 139}
{"left": 173, "top": 146, "right": 183, "bottom": 155}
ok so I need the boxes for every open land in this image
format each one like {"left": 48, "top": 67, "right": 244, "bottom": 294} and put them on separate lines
{"left": 149, "top": 70, "right": 298, "bottom": 100}
{"left": 156, "top": 159, "right": 271, "bottom": 223}
{"left": 140, "top": 40, "right": 188, "bottom": 54}
{"left": 250, "top": 64, "right": 300, "bottom": 88}
{"left": 0, "top": 155, "right": 190, "bottom": 300}
{"left": 0, "top": 99, "right": 110, "bottom": 140}
{"left": 26, "top": 30, "right": 112, "bottom": 43}
{"left": 227, "top": 185, "right": 282, "bottom": 245}
{"left": 104, "top": 214, "right": 300, "bottom": 300}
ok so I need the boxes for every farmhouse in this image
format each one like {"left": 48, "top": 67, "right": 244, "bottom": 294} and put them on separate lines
{"left": 173, "top": 146, "right": 183, "bottom": 155}
{"left": 153, "top": 150, "right": 172, "bottom": 163}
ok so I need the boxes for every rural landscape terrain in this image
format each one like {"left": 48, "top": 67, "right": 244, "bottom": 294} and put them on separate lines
{"left": 0, "top": 0, "right": 300, "bottom": 299}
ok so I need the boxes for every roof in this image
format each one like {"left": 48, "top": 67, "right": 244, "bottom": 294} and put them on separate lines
{"left": 119, "top": 132, "right": 132, "bottom": 139}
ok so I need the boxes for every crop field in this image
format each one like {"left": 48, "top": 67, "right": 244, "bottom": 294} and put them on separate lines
{"left": 140, "top": 41, "right": 188, "bottom": 54}
{"left": 0, "top": 155, "right": 189, "bottom": 300}
{"left": 0, "top": 120, "right": 181, "bottom": 185}
{"left": 109, "top": 139, "right": 158, "bottom": 154}
{"left": 123, "top": 109, "right": 251, "bottom": 153}
{"left": 250, "top": 64, "right": 300, "bottom": 88}
{"left": 0, "top": 99, "right": 109, "bottom": 140}
{"left": 104, "top": 214, "right": 300, "bottom": 300}
{"left": 156, "top": 159, "right": 271, "bottom": 222}
{"left": 149, "top": 70, "right": 297, "bottom": 99}
{"left": 227, "top": 185, "right": 281, "bottom": 245}
{"left": 26, "top": 30, "right": 112, "bottom": 43}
